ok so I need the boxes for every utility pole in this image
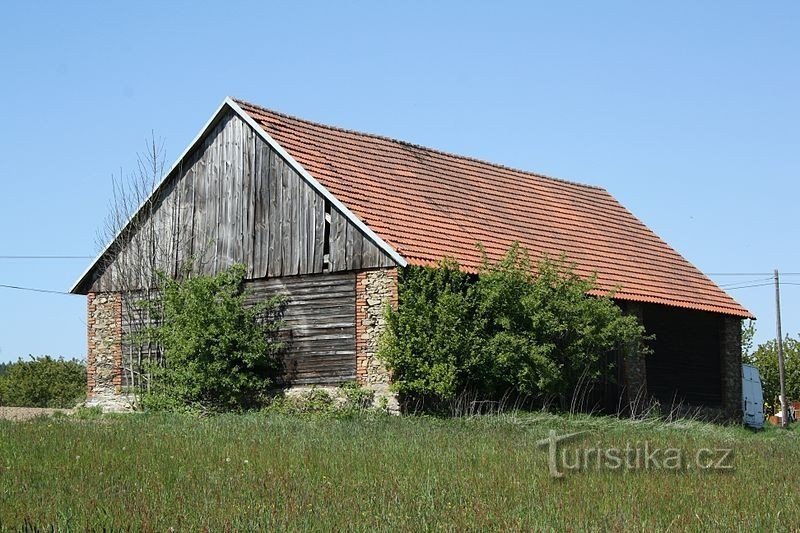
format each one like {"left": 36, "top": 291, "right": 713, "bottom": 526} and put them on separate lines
{"left": 774, "top": 269, "right": 789, "bottom": 428}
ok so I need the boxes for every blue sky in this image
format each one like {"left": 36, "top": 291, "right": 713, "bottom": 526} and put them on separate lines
{"left": 0, "top": 1, "right": 797, "bottom": 363}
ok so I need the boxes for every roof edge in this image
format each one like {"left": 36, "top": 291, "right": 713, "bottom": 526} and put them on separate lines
{"left": 70, "top": 98, "right": 235, "bottom": 294}
{"left": 403, "top": 255, "right": 755, "bottom": 319}
{"left": 233, "top": 97, "right": 605, "bottom": 192}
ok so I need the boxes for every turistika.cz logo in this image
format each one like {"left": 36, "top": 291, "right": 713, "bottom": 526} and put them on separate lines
{"left": 536, "top": 430, "right": 734, "bottom": 478}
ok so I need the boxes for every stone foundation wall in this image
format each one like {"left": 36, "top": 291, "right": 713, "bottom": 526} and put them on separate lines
{"left": 86, "top": 292, "right": 131, "bottom": 411}
{"left": 621, "top": 301, "right": 648, "bottom": 414}
{"left": 355, "top": 268, "right": 399, "bottom": 412}
{"left": 720, "top": 316, "right": 743, "bottom": 421}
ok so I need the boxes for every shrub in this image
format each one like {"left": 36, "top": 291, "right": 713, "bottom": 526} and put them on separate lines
{"left": 339, "top": 381, "right": 375, "bottom": 410}
{"left": 141, "top": 264, "right": 287, "bottom": 413}
{"left": 0, "top": 356, "right": 86, "bottom": 408}
{"left": 380, "top": 243, "right": 649, "bottom": 410}
{"left": 379, "top": 257, "right": 477, "bottom": 403}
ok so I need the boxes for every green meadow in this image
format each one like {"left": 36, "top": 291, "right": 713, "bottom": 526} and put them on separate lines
{"left": 0, "top": 412, "right": 797, "bottom": 531}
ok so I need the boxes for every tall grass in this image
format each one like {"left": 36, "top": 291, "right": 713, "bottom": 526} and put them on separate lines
{"left": 0, "top": 412, "right": 796, "bottom": 530}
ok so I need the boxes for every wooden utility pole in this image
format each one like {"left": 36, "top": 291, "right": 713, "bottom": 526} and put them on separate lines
{"left": 774, "top": 269, "right": 789, "bottom": 428}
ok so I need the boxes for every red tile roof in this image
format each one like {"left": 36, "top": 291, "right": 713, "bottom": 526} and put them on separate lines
{"left": 236, "top": 99, "right": 753, "bottom": 319}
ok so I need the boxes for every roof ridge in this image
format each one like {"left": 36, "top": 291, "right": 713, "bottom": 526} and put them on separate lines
{"left": 232, "top": 97, "right": 606, "bottom": 192}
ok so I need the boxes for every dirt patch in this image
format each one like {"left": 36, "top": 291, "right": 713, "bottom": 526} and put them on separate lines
{"left": 0, "top": 407, "right": 71, "bottom": 421}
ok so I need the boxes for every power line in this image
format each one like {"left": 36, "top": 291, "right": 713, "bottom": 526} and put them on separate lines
{"left": 707, "top": 272, "right": 800, "bottom": 276}
{"left": 0, "top": 255, "right": 92, "bottom": 260}
{"left": 723, "top": 283, "right": 774, "bottom": 290}
{"left": 724, "top": 282, "right": 800, "bottom": 291}
{"left": 719, "top": 277, "right": 773, "bottom": 288}
{"left": 0, "top": 283, "right": 74, "bottom": 295}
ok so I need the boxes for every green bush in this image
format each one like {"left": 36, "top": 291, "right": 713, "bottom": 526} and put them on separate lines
{"left": 339, "top": 381, "right": 375, "bottom": 410}
{"left": 0, "top": 356, "right": 86, "bottom": 408}
{"left": 380, "top": 243, "right": 649, "bottom": 410}
{"left": 141, "top": 264, "right": 287, "bottom": 413}
{"left": 263, "top": 384, "right": 379, "bottom": 416}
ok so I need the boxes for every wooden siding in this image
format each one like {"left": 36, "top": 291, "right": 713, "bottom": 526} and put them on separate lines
{"left": 644, "top": 304, "right": 723, "bottom": 406}
{"left": 117, "top": 272, "right": 357, "bottom": 386}
{"left": 244, "top": 272, "right": 356, "bottom": 385}
{"left": 87, "top": 110, "right": 394, "bottom": 293}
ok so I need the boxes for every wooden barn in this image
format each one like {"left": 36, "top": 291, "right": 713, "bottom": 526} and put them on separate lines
{"left": 72, "top": 97, "right": 753, "bottom": 416}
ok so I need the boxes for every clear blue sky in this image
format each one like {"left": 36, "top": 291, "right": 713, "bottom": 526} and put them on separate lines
{"left": 0, "top": 1, "right": 797, "bottom": 363}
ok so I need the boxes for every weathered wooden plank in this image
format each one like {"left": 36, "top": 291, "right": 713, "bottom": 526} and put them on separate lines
{"left": 292, "top": 170, "right": 302, "bottom": 275}
{"left": 192, "top": 134, "right": 209, "bottom": 274}
{"left": 329, "top": 208, "right": 347, "bottom": 271}
{"left": 226, "top": 114, "right": 237, "bottom": 269}
{"left": 313, "top": 193, "right": 325, "bottom": 273}
{"left": 178, "top": 158, "right": 196, "bottom": 272}
{"left": 297, "top": 177, "right": 308, "bottom": 274}
{"left": 290, "top": 374, "right": 356, "bottom": 386}
{"left": 283, "top": 161, "right": 299, "bottom": 275}
{"left": 304, "top": 184, "right": 313, "bottom": 274}
{"left": 350, "top": 226, "right": 363, "bottom": 271}
{"left": 229, "top": 118, "right": 238, "bottom": 267}
{"left": 211, "top": 117, "right": 223, "bottom": 273}
{"left": 253, "top": 140, "right": 267, "bottom": 278}
{"left": 248, "top": 272, "right": 354, "bottom": 289}
{"left": 245, "top": 276, "right": 355, "bottom": 292}
{"left": 344, "top": 218, "right": 355, "bottom": 270}
{"left": 249, "top": 127, "right": 258, "bottom": 275}
{"left": 250, "top": 134, "right": 262, "bottom": 278}
{"left": 243, "top": 122, "right": 255, "bottom": 277}
{"left": 267, "top": 150, "right": 282, "bottom": 276}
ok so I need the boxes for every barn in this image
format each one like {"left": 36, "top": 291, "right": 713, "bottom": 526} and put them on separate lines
{"left": 71, "top": 97, "right": 753, "bottom": 417}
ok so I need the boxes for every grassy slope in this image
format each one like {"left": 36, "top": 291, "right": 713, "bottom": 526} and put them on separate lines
{"left": 0, "top": 412, "right": 797, "bottom": 531}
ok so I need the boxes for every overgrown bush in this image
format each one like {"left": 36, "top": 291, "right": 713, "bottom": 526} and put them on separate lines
{"left": 141, "top": 264, "right": 287, "bottom": 413}
{"left": 0, "top": 356, "right": 86, "bottom": 408}
{"left": 339, "top": 381, "right": 376, "bottom": 410}
{"left": 380, "top": 244, "right": 649, "bottom": 410}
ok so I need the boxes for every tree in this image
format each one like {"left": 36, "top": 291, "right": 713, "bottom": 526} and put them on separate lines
{"left": 97, "top": 134, "right": 209, "bottom": 398}
{"left": 741, "top": 319, "right": 756, "bottom": 358}
{"left": 746, "top": 335, "right": 800, "bottom": 414}
{"left": 141, "top": 264, "right": 287, "bottom": 412}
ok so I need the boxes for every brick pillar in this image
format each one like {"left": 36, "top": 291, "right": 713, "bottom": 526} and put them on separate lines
{"left": 355, "top": 268, "right": 399, "bottom": 412}
{"left": 86, "top": 292, "right": 127, "bottom": 410}
{"left": 621, "top": 301, "right": 648, "bottom": 414}
{"left": 720, "top": 316, "right": 743, "bottom": 422}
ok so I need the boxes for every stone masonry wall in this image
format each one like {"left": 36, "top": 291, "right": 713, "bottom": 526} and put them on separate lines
{"left": 355, "top": 268, "right": 398, "bottom": 411}
{"left": 622, "top": 301, "right": 649, "bottom": 415}
{"left": 86, "top": 292, "right": 130, "bottom": 411}
{"left": 720, "top": 316, "right": 743, "bottom": 421}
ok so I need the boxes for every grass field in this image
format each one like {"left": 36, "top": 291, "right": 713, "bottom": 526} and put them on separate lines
{"left": 0, "top": 411, "right": 797, "bottom": 531}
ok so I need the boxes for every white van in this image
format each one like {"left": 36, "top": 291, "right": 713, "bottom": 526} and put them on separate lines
{"left": 742, "top": 364, "right": 765, "bottom": 429}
